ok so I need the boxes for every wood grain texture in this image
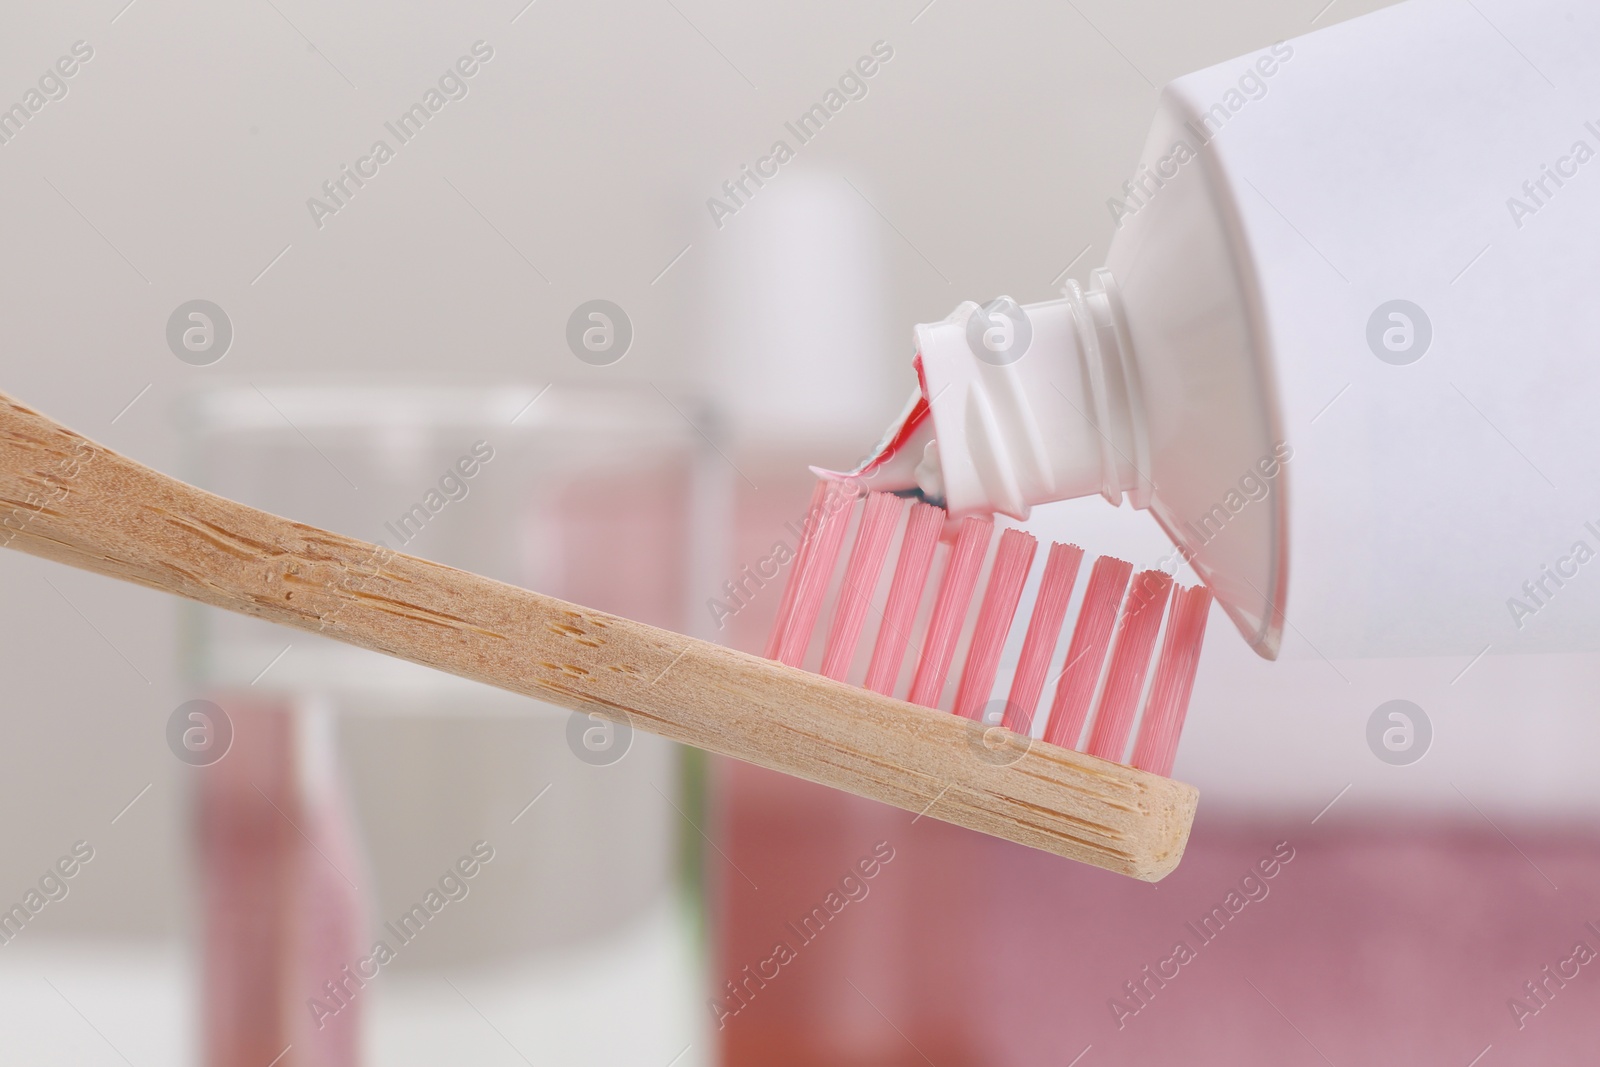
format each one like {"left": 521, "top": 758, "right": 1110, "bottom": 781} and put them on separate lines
{"left": 0, "top": 391, "right": 1198, "bottom": 880}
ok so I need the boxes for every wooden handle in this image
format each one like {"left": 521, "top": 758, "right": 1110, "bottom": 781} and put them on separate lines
{"left": 0, "top": 391, "right": 1197, "bottom": 880}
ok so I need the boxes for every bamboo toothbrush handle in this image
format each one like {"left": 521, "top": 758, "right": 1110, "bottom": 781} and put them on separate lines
{"left": 0, "top": 391, "right": 1197, "bottom": 880}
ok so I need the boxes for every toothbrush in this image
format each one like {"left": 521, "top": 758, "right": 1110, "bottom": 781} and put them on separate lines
{"left": 0, "top": 391, "right": 1198, "bottom": 880}
{"left": 769, "top": 480, "right": 1213, "bottom": 789}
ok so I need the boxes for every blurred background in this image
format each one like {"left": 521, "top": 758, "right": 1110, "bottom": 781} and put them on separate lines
{"left": 3, "top": 0, "right": 1599, "bottom": 1064}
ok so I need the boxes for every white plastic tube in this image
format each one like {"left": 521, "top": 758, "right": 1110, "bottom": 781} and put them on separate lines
{"left": 875, "top": 0, "right": 1600, "bottom": 660}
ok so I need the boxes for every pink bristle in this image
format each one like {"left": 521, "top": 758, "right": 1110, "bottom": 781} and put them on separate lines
{"left": 819, "top": 492, "right": 904, "bottom": 681}
{"left": 862, "top": 501, "right": 943, "bottom": 696}
{"left": 1131, "top": 584, "right": 1213, "bottom": 777}
{"left": 1085, "top": 571, "right": 1174, "bottom": 763}
{"left": 1000, "top": 542, "right": 1085, "bottom": 735}
{"left": 953, "top": 529, "right": 1038, "bottom": 720}
{"left": 907, "top": 516, "right": 995, "bottom": 708}
{"left": 765, "top": 479, "right": 831, "bottom": 660}
{"left": 1042, "top": 556, "right": 1134, "bottom": 750}
{"left": 775, "top": 481, "right": 857, "bottom": 667}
